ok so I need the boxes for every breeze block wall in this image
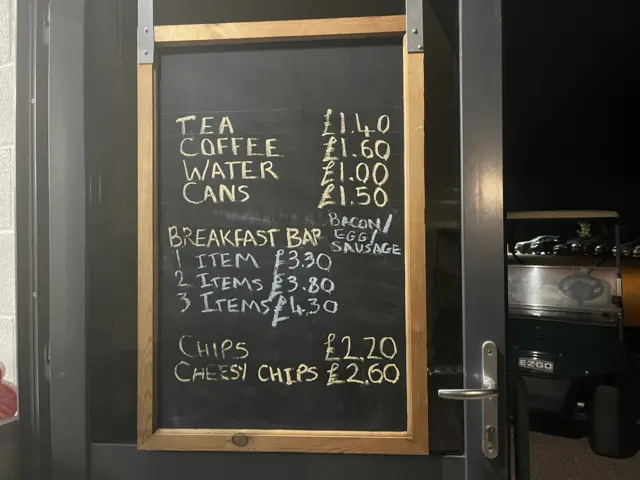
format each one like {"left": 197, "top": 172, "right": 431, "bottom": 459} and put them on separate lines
{"left": 0, "top": 0, "right": 16, "bottom": 384}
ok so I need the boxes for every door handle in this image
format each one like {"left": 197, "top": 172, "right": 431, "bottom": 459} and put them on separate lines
{"left": 437, "top": 341, "right": 500, "bottom": 459}
{"left": 438, "top": 387, "right": 498, "bottom": 400}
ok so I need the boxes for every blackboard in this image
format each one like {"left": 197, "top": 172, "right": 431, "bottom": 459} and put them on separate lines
{"left": 138, "top": 16, "right": 427, "bottom": 454}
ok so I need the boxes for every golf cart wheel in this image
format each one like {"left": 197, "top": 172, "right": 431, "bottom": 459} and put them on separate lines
{"left": 589, "top": 385, "right": 628, "bottom": 458}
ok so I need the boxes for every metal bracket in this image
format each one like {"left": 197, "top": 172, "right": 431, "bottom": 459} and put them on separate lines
{"left": 138, "top": 0, "right": 154, "bottom": 64}
{"left": 406, "top": 0, "right": 424, "bottom": 53}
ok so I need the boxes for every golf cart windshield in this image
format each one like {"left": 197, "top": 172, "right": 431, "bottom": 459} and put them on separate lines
{"left": 506, "top": 210, "right": 622, "bottom": 318}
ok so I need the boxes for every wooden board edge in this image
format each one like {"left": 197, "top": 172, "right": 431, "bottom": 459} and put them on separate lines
{"left": 155, "top": 15, "right": 406, "bottom": 47}
{"left": 137, "top": 63, "right": 156, "bottom": 447}
{"left": 136, "top": 35, "right": 429, "bottom": 456}
{"left": 139, "top": 429, "right": 425, "bottom": 454}
{"left": 403, "top": 38, "right": 428, "bottom": 452}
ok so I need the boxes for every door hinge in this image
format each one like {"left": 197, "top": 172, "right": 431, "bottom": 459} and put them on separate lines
{"left": 42, "top": 1, "right": 51, "bottom": 47}
{"left": 44, "top": 342, "right": 51, "bottom": 383}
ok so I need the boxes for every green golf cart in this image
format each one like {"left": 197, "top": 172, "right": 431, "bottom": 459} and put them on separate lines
{"left": 506, "top": 210, "right": 635, "bottom": 458}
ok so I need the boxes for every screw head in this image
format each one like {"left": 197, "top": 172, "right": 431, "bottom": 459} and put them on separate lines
{"left": 143, "top": 50, "right": 148, "bottom": 56}
{"left": 412, "top": 28, "right": 419, "bottom": 34}
{"left": 232, "top": 434, "right": 249, "bottom": 447}
{"left": 144, "top": 27, "right": 149, "bottom": 33}
{"left": 417, "top": 44, "right": 424, "bottom": 51}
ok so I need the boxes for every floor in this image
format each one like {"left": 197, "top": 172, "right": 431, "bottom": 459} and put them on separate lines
{"left": 528, "top": 417, "right": 640, "bottom": 480}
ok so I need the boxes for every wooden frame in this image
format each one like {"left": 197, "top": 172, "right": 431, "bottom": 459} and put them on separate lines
{"left": 138, "top": 15, "right": 427, "bottom": 455}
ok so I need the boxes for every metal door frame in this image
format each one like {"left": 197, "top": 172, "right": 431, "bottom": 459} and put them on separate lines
{"left": 15, "top": 0, "right": 52, "bottom": 479}
{"left": 459, "top": 0, "right": 507, "bottom": 473}
{"left": 43, "top": 0, "right": 505, "bottom": 479}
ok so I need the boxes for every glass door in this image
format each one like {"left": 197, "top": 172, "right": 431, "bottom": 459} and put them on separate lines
{"left": 43, "top": 1, "right": 507, "bottom": 479}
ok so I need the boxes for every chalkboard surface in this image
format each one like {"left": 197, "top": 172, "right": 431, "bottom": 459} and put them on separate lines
{"left": 156, "top": 38, "right": 406, "bottom": 432}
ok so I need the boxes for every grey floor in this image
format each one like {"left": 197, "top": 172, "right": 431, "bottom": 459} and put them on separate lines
{"left": 528, "top": 418, "right": 640, "bottom": 480}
